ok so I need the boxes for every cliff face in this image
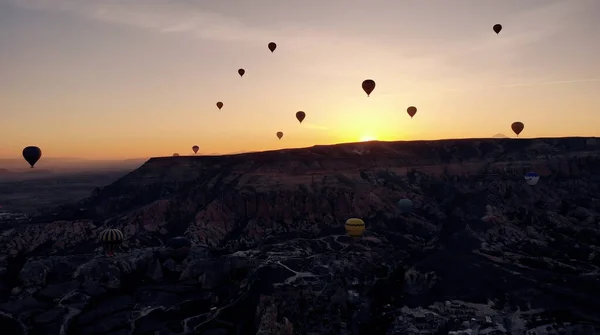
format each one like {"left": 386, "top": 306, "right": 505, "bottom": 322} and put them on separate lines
{"left": 0, "top": 137, "right": 599, "bottom": 335}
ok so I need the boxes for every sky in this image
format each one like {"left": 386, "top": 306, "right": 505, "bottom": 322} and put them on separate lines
{"left": 1, "top": 0, "right": 600, "bottom": 160}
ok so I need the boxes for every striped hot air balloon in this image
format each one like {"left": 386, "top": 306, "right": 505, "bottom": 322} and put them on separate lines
{"left": 99, "top": 229, "right": 124, "bottom": 256}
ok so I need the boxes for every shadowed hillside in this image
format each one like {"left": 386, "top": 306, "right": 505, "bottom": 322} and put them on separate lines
{"left": 0, "top": 137, "right": 599, "bottom": 334}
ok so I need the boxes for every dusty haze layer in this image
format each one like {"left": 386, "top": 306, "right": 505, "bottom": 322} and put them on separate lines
{"left": 0, "top": 137, "right": 599, "bottom": 334}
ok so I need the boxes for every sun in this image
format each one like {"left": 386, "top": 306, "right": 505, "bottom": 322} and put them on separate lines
{"left": 359, "top": 135, "right": 377, "bottom": 142}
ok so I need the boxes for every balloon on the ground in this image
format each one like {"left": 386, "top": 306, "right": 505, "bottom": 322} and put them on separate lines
{"left": 276, "top": 131, "right": 283, "bottom": 140}
{"left": 173, "top": 153, "right": 179, "bottom": 157}
{"left": 268, "top": 42, "right": 277, "bottom": 53}
{"left": 407, "top": 106, "right": 417, "bottom": 118}
{"left": 296, "top": 111, "right": 306, "bottom": 123}
{"left": 493, "top": 24, "right": 502, "bottom": 34}
{"left": 362, "top": 79, "right": 376, "bottom": 97}
{"left": 345, "top": 218, "right": 365, "bottom": 239}
{"left": 398, "top": 199, "right": 413, "bottom": 213}
{"left": 22, "top": 146, "right": 42, "bottom": 168}
{"left": 511, "top": 122, "right": 524, "bottom": 136}
{"left": 99, "top": 228, "right": 124, "bottom": 256}
{"left": 238, "top": 68, "right": 245, "bottom": 77}
{"left": 525, "top": 172, "right": 540, "bottom": 186}
{"left": 216, "top": 101, "right": 223, "bottom": 110}
{"left": 192, "top": 145, "right": 199, "bottom": 154}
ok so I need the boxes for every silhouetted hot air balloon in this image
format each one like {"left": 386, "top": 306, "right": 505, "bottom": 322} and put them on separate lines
{"left": 493, "top": 24, "right": 502, "bottom": 34}
{"left": 511, "top": 122, "right": 524, "bottom": 136}
{"left": 345, "top": 218, "right": 365, "bottom": 239}
{"left": 216, "top": 101, "right": 223, "bottom": 110}
{"left": 22, "top": 146, "right": 42, "bottom": 168}
{"left": 276, "top": 131, "right": 283, "bottom": 140}
{"left": 362, "top": 79, "right": 375, "bottom": 97}
{"left": 238, "top": 68, "right": 245, "bottom": 77}
{"left": 173, "top": 153, "right": 180, "bottom": 157}
{"left": 296, "top": 111, "right": 306, "bottom": 123}
{"left": 398, "top": 199, "right": 413, "bottom": 214}
{"left": 268, "top": 42, "right": 277, "bottom": 53}
{"left": 99, "top": 228, "right": 124, "bottom": 257}
{"left": 524, "top": 172, "right": 540, "bottom": 186}
{"left": 192, "top": 145, "right": 199, "bottom": 154}
{"left": 407, "top": 106, "right": 417, "bottom": 118}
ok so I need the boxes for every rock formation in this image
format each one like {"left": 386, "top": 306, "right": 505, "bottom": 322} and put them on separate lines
{"left": 0, "top": 137, "right": 599, "bottom": 334}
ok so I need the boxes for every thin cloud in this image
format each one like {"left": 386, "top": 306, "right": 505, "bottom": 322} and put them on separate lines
{"left": 9, "top": 0, "right": 376, "bottom": 50}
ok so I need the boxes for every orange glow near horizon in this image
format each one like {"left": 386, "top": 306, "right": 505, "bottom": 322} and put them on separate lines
{"left": 1, "top": 1, "right": 599, "bottom": 160}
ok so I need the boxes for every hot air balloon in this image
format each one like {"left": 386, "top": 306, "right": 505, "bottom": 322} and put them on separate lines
{"left": 511, "top": 122, "right": 524, "bottom": 136}
{"left": 493, "top": 24, "right": 502, "bottom": 34}
{"left": 216, "top": 101, "right": 223, "bottom": 110}
{"left": 296, "top": 111, "right": 306, "bottom": 123}
{"left": 345, "top": 218, "right": 365, "bottom": 239}
{"left": 398, "top": 199, "right": 413, "bottom": 214}
{"left": 362, "top": 79, "right": 376, "bottom": 97}
{"left": 173, "top": 153, "right": 180, "bottom": 157}
{"left": 192, "top": 145, "right": 199, "bottom": 154}
{"left": 524, "top": 172, "right": 539, "bottom": 186}
{"left": 276, "top": 131, "right": 283, "bottom": 140}
{"left": 238, "top": 68, "right": 245, "bottom": 77}
{"left": 22, "top": 146, "right": 42, "bottom": 168}
{"left": 268, "top": 42, "right": 277, "bottom": 53}
{"left": 99, "top": 228, "right": 124, "bottom": 257}
{"left": 407, "top": 106, "right": 417, "bottom": 118}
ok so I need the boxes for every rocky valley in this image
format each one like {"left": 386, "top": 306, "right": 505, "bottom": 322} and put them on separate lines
{"left": 0, "top": 137, "right": 599, "bottom": 335}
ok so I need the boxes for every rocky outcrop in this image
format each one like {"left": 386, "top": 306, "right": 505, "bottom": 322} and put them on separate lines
{"left": 0, "top": 137, "right": 599, "bottom": 334}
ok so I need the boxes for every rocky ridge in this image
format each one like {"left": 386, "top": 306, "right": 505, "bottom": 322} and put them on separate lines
{"left": 0, "top": 137, "right": 599, "bottom": 334}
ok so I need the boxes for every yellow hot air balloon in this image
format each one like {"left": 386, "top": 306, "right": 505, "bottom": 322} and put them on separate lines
{"left": 345, "top": 218, "right": 365, "bottom": 239}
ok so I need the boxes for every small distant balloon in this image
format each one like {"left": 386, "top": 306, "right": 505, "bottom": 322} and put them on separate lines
{"left": 296, "top": 111, "right": 306, "bottom": 123}
{"left": 99, "top": 228, "right": 124, "bottom": 257}
{"left": 192, "top": 145, "right": 199, "bottom": 154}
{"left": 524, "top": 172, "right": 540, "bottom": 186}
{"left": 511, "top": 122, "right": 524, "bottom": 136}
{"left": 238, "top": 68, "right": 245, "bottom": 77}
{"left": 22, "top": 146, "right": 42, "bottom": 168}
{"left": 407, "top": 106, "right": 417, "bottom": 118}
{"left": 362, "top": 79, "right": 376, "bottom": 97}
{"left": 173, "top": 153, "right": 180, "bottom": 157}
{"left": 216, "top": 101, "right": 223, "bottom": 110}
{"left": 276, "top": 131, "right": 283, "bottom": 140}
{"left": 398, "top": 199, "right": 413, "bottom": 214}
{"left": 345, "top": 218, "right": 366, "bottom": 239}
{"left": 268, "top": 42, "right": 277, "bottom": 53}
{"left": 493, "top": 24, "right": 502, "bottom": 34}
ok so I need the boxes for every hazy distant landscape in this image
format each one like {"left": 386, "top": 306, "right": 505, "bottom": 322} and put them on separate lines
{"left": 0, "top": 157, "right": 145, "bottom": 213}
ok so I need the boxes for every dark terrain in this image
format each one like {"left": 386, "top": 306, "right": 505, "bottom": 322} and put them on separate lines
{"left": 0, "top": 137, "right": 599, "bottom": 335}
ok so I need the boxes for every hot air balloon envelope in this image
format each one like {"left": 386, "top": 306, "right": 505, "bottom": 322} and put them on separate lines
{"left": 238, "top": 69, "right": 245, "bottom": 77}
{"left": 511, "top": 122, "right": 524, "bottom": 136}
{"left": 216, "top": 101, "right": 223, "bottom": 110}
{"left": 345, "top": 218, "right": 365, "bottom": 239}
{"left": 22, "top": 146, "right": 42, "bottom": 168}
{"left": 99, "top": 229, "right": 124, "bottom": 256}
{"left": 524, "top": 172, "right": 539, "bottom": 186}
{"left": 192, "top": 145, "right": 199, "bottom": 154}
{"left": 276, "top": 131, "right": 283, "bottom": 140}
{"left": 398, "top": 199, "right": 413, "bottom": 213}
{"left": 362, "top": 79, "right": 376, "bottom": 96}
{"left": 493, "top": 24, "right": 502, "bottom": 34}
{"left": 407, "top": 106, "right": 417, "bottom": 118}
{"left": 296, "top": 111, "right": 306, "bottom": 123}
{"left": 268, "top": 42, "right": 277, "bottom": 52}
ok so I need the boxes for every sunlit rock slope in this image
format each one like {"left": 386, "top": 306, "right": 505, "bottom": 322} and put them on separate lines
{"left": 1, "top": 137, "right": 599, "bottom": 335}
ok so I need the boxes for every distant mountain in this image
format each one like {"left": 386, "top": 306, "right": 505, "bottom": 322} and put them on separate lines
{"left": 1, "top": 137, "right": 599, "bottom": 334}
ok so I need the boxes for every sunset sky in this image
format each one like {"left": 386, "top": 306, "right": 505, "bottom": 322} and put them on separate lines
{"left": 1, "top": 0, "right": 600, "bottom": 159}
